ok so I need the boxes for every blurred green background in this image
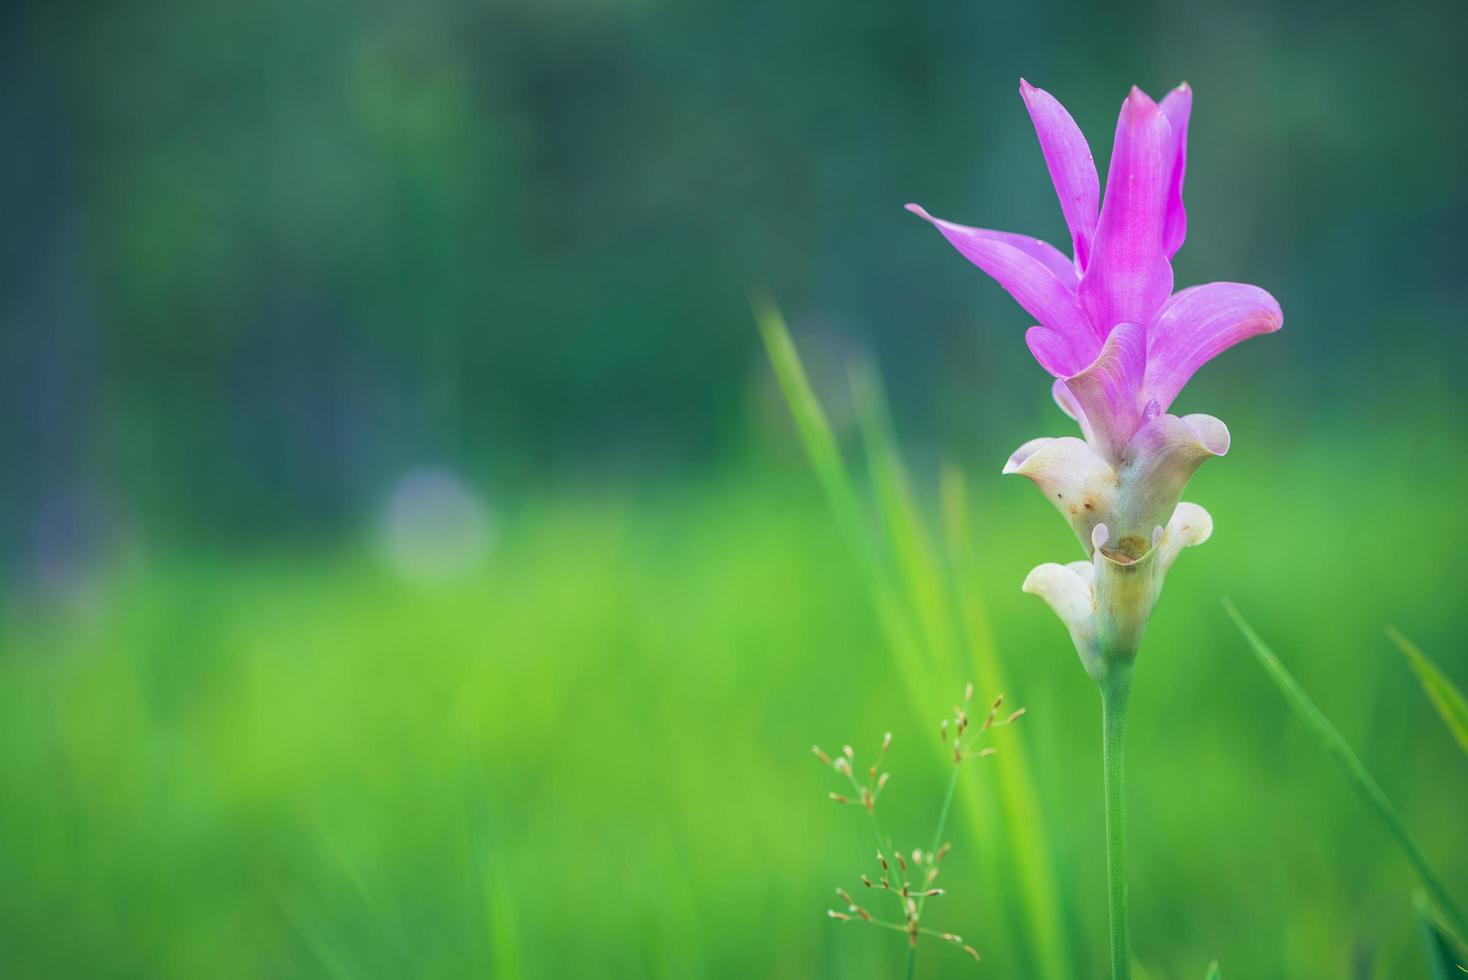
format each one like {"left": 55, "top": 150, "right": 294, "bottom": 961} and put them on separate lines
{"left": 3, "top": 0, "right": 1467, "bottom": 977}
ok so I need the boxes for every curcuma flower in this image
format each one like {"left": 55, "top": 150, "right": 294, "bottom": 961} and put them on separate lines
{"left": 908, "top": 80, "right": 1281, "bottom": 677}
{"left": 908, "top": 80, "right": 1283, "bottom": 978}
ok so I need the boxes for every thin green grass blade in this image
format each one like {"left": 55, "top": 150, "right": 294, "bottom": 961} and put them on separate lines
{"left": 462, "top": 727, "right": 525, "bottom": 980}
{"left": 1388, "top": 627, "right": 1468, "bottom": 758}
{"left": 274, "top": 891, "right": 373, "bottom": 980}
{"left": 756, "top": 299, "right": 1070, "bottom": 979}
{"left": 754, "top": 297, "right": 931, "bottom": 708}
{"left": 1203, "top": 960, "right": 1221, "bottom": 980}
{"left": 754, "top": 295, "right": 868, "bottom": 569}
{"left": 849, "top": 364, "right": 998, "bottom": 854}
{"left": 848, "top": 361, "right": 1072, "bottom": 980}
{"left": 1416, "top": 892, "right": 1468, "bottom": 979}
{"left": 941, "top": 464, "right": 1072, "bottom": 980}
{"left": 848, "top": 362, "right": 962, "bottom": 682}
{"left": 487, "top": 861, "right": 527, "bottom": 980}
{"left": 1224, "top": 600, "right": 1468, "bottom": 939}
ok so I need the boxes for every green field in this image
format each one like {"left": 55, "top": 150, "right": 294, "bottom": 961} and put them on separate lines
{"left": 3, "top": 409, "right": 1464, "bottom": 979}
{"left": 9, "top": 0, "right": 1468, "bottom": 975}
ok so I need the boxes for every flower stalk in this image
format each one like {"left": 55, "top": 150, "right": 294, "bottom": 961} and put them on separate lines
{"left": 1099, "top": 664, "right": 1133, "bottom": 980}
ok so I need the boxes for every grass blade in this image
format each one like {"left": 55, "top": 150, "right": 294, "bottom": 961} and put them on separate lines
{"left": 756, "top": 298, "right": 1071, "bottom": 979}
{"left": 487, "top": 861, "right": 527, "bottom": 980}
{"left": 848, "top": 362, "right": 963, "bottom": 681}
{"left": 1203, "top": 961, "right": 1220, "bottom": 980}
{"left": 753, "top": 294, "right": 867, "bottom": 567}
{"left": 941, "top": 464, "right": 1072, "bottom": 980}
{"left": 847, "top": 369, "right": 1077, "bottom": 977}
{"left": 1416, "top": 892, "right": 1468, "bottom": 979}
{"left": 754, "top": 296, "right": 932, "bottom": 708}
{"left": 1387, "top": 627, "right": 1468, "bottom": 758}
{"left": 1224, "top": 600, "right": 1468, "bottom": 939}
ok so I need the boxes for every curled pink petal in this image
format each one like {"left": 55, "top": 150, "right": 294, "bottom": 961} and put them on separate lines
{"left": 1159, "top": 83, "right": 1191, "bottom": 258}
{"left": 1051, "top": 377, "right": 1082, "bottom": 420}
{"left": 907, "top": 204, "right": 1097, "bottom": 371}
{"left": 903, "top": 203, "right": 1078, "bottom": 284}
{"left": 1063, "top": 321, "right": 1147, "bottom": 464}
{"left": 932, "top": 223, "right": 1079, "bottom": 286}
{"left": 906, "top": 204, "right": 1083, "bottom": 294}
{"left": 1019, "top": 79, "right": 1100, "bottom": 273}
{"left": 1050, "top": 377, "right": 1100, "bottom": 445}
{"left": 1143, "top": 282, "right": 1283, "bottom": 411}
{"left": 1026, "top": 325, "right": 1101, "bottom": 379}
{"left": 1079, "top": 88, "right": 1174, "bottom": 336}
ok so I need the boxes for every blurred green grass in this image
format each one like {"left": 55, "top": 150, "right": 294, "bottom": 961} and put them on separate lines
{"left": 2, "top": 418, "right": 1466, "bottom": 978}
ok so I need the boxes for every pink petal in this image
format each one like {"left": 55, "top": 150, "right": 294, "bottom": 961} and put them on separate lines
{"left": 1026, "top": 325, "right": 1100, "bottom": 379}
{"left": 1078, "top": 88, "right": 1174, "bottom": 337}
{"left": 1019, "top": 79, "right": 1100, "bottom": 273}
{"left": 1160, "top": 83, "right": 1191, "bottom": 258}
{"left": 1051, "top": 377, "right": 1103, "bottom": 446}
{"left": 1051, "top": 378, "right": 1086, "bottom": 423}
{"left": 907, "top": 204, "right": 1095, "bottom": 362}
{"left": 1063, "top": 320, "right": 1147, "bottom": 464}
{"left": 1143, "top": 282, "right": 1284, "bottom": 411}
{"left": 966, "top": 228, "right": 1079, "bottom": 286}
{"left": 905, "top": 204, "right": 1077, "bottom": 285}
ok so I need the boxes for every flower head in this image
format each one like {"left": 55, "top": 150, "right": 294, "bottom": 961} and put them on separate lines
{"left": 909, "top": 81, "right": 1282, "bottom": 673}
{"left": 907, "top": 81, "right": 1281, "bottom": 466}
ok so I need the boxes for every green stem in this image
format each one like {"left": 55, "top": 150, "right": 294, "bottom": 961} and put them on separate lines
{"left": 928, "top": 764, "right": 960, "bottom": 857}
{"left": 905, "top": 763, "right": 960, "bottom": 980}
{"left": 1100, "top": 666, "right": 1133, "bottom": 980}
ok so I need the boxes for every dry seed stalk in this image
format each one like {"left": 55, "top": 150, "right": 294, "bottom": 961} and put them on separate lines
{"left": 815, "top": 684, "right": 1025, "bottom": 971}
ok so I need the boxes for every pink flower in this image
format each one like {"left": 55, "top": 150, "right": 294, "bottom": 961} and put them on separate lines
{"left": 907, "top": 81, "right": 1282, "bottom": 467}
